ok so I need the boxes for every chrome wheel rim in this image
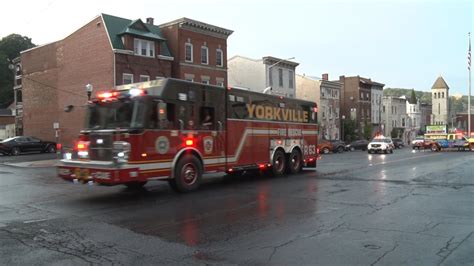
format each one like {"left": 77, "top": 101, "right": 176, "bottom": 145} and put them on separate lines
{"left": 181, "top": 163, "right": 197, "bottom": 185}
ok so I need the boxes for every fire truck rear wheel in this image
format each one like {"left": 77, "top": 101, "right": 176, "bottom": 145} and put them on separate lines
{"left": 272, "top": 150, "right": 286, "bottom": 177}
{"left": 170, "top": 154, "right": 202, "bottom": 193}
{"left": 287, "top": 149, "right": 303, "bottom": 174}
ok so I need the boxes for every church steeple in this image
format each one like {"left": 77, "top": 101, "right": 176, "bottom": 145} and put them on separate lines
{"left": 431, "top": 75, "right": 450, "bottom": 90}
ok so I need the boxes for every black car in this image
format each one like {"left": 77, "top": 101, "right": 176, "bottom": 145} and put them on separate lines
{"left": 0, "top": 136, "right": 56, "bottom": 156}
{"left": 392, "top": 138, "right": 404, "bottom": 149}
{"left": 330, "top": 140, "right": 346, "bottom": 153}
{"left": 346, "top": 139, "right": 369, "bottom": 151}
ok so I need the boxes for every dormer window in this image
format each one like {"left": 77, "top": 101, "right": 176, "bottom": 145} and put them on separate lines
{"left": 134, "top": 38, "right": 155, "bottom": 57}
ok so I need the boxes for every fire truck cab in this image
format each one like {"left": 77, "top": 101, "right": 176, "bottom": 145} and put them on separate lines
{"left": 57, "top": 78, "right": 319, "bottom": 192}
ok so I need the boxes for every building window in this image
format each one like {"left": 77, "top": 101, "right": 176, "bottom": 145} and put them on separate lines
{"left": 185, "top": 43, "right": 193, "bottom": 62}
{"left": 383, "top": 106, "right": 385, "bottom": 113}
{"left": 321, "top": 89, "right": 325, "bottom": 97}
{"left": 269, "top": 68, "right": 273, "bottom": 86}
{"left": 438, "top": 103, "right": 440, "bottom": 114}
{"left": 216, "top": 49, "right": 223, "bottom": 67}
{"left": 201, "top": 76, "right": 210, "bottom": 85}
{"left": 278, "top": 68, "right": 283, "bottom": 87}
{"left": 360, "top": 92, "right": 364, "bottom": 100}
{"left": 201, "top": 46, "right": 209, "bottom": 65}
{"left": 442, "top": 92, "right": 444, "bottom": 98}
{"left": 184, "top": 73, "right": 194, "bottom": 82}
{"left": 140, "top": 75, "right": 150, "bottom": 82}
{"left": 122, "top": 73, "right": 133, "bottom": 84}
{"left": 288, "top": 70, "right": 294, "bottom": 88}
{"left": 216, "top": 78, "right": 225, "bottom": 87}
{"left": 322, "top": 106, "right": 326, "bottom": 118}
{"left": 134, "top": 38, "right": 155, "bottom": 57}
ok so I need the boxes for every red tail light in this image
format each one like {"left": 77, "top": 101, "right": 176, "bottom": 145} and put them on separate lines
{"left": 76, "top": 141, "right": 90, "bottom": 151}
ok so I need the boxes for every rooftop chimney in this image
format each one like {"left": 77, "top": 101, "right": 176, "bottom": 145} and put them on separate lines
{"left": 322, "top": 73, "right": 329, "bottom": 81}
{"left": 146, "top": 17, "right": 154, "bottom": 25}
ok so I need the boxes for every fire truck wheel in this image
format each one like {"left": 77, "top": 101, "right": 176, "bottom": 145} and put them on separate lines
{"left": 124, "top": 182, "right": 147, "bottom": 189}
{"left": 170, "top": 154, "right": 202, "bottom": 193}
{"left": 287, "top": 149, "right": 303, "bottom": 174}
{"left": 271, "top": 150, "right": 286, "bottom": 177}
{"left": 431, "top": 144, "right": 438, "bottom": 152}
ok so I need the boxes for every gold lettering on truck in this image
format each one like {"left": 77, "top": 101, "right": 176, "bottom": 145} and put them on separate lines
{"left": 246, "top": 104, "right": 309, "bottom": 123}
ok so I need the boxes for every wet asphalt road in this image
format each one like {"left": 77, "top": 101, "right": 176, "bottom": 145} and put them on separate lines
{"left": 0, "top": 149, "right": 473, "bottom": 265}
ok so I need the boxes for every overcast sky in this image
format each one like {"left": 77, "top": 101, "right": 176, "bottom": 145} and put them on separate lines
{"left": 2, "top": 0, "right": 472, "bottom": 94}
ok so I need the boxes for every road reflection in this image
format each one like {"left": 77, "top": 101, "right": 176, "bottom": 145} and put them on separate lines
{"left": 103, "top": 173, "right": 322, "bottom": 246}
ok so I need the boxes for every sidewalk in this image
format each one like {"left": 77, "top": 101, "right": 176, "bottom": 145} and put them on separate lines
{"left": 3, "top": 159, "right": 59, "bottom": 168}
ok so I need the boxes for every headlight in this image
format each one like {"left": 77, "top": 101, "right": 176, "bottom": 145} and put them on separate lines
{"left": 113, "top": 141, "right": 131, "bottom": 164}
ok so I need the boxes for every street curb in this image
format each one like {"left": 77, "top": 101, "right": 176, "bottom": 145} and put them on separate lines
{"left": 3, "top": 159, "right": 59, "bottom": 168}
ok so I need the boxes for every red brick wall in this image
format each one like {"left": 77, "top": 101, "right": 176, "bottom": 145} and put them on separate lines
{"left": 22, "top": 16, "right": 115, "bottom": 146}
{"left": 21, "top": 42, "right": 61, "bottom": 142}
{"left": 160, "top": 24, "right": 181, "bottom": 77}
{"left": 115, "top": 53, "right": 172, "bottom": 85}
{"left": 161, "top": 25, "right": 228, "bottom": 86}
{"left": 0, "top": 116, "right": 15, "bottom": 124}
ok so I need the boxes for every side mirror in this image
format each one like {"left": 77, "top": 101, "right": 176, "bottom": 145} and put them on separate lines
{"left": 64, "top": 105, "right": 74, "bottom": 113}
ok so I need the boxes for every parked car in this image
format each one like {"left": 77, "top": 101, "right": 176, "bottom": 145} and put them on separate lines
{"left": 411, "top": 136, "right": 424, "bottom": 147}
{"left": 329, "top": 140, "right": 346, "bottom": 153}
{"left": 368, "top": 137, "right": 394, "bottom": 154}
{"left": 392, "top": 138, "right": 404, "bottom": 149}
{"left": 318, "top": 140, "right": 333, "bottom": 154}
{"left": 345, "top": 139, "right": 369, "bottom": 151}
{"left": 0, "top": 136, "right": 56, "bottom": 156}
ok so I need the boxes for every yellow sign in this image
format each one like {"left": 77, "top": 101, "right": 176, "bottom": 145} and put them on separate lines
{"left": 246, "top": 104, "right": 309, "bottom": 123}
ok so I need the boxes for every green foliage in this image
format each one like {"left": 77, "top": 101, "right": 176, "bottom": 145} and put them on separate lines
{"left": 410, "top": 89, "right": 417, "bottom": 104}
{"left": 0, "top": 34, "right": 35, "bottom": 107}
{"left": 343, "top": 119, "right": 357, "bottom": 142}
{"left": 384, "top": 88, "right": 432, "bottom": 104}
{"left": 391, "top": 127, "right": 404, "bottom": 138}
{"left": 363, "top": 121, "right": 372, "bottom": 140}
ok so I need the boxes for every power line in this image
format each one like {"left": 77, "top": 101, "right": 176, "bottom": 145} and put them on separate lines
{"left": 21, "top": 75, "right": 88, "bottom": 99}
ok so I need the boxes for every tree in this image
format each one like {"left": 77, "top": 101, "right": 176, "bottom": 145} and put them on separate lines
{"left": 363, "top": 121, "right": 372, "bottom": 140}
{"left": 343, "top": 119, "right": 357, "bottom": 142}
{"left": 0, "top": 34, "right": 35, "bottom": 107}
{"left": 410, "top": 89, "right": 417, "bottom": 104}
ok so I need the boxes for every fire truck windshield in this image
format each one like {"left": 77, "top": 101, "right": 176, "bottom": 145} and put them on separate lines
{"left": 86, "top": 99, "right": 147, "bottom": 129}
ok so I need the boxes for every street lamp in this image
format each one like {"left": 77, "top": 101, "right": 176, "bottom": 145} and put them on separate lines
{"left": 85, "top": 83, "right": 93, "bottom": 101}
{"left": 341, "top": 115, "right": 345, "bottom": 141}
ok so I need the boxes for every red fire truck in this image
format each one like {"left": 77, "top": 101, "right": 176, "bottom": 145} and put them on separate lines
{"left": 57, "top": 78, "right": 319, "bottom": 192}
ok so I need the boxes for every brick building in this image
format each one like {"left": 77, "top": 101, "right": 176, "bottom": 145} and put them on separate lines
{"left": 339, "top": 76, "right": 384, "bottom": 138}
{"left": 159, "top": 18, "right": 233, "bottom": 86}
{"left": 19, "top": 14, "right": 232, "bottom": 146}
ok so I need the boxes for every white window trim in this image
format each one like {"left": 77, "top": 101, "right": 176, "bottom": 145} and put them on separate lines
{"left": 185, "top": 43, "right": 193, "bottom": 63}
{"left": 123, "top": 73, "right": 134, "bottom": 84}
{"left": 201, "top": 46, "right": 209, "bottom": 65}
{"left": 140, "top": 75, "right": 150, "bottom": 82}
{"left": 216, "top": 49, "right": 223, "bottom": 67}
{"left": 134, "top": 38, "right": 155, "bottom": 58}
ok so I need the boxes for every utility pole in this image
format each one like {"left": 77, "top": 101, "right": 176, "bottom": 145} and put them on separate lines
{"left": 468, "top": 32, "right": 471, "bottom": 137}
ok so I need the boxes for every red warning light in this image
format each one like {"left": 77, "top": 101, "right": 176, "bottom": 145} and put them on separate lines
{"left": 313, "top": 107, "right": 318, "bottom": 112}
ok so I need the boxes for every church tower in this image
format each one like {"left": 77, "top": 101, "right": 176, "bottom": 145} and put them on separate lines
{"left": 431, "top": 76, "right": 450, "bottom": 125}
